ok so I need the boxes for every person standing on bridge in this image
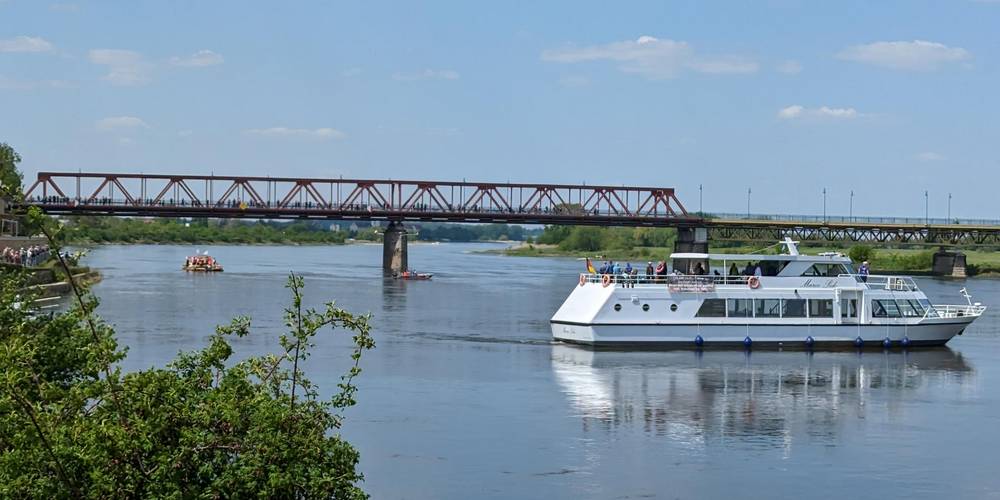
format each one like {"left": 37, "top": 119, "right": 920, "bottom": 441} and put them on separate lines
{"left": 859, "top": 261, "right": 870, "bottom": 283}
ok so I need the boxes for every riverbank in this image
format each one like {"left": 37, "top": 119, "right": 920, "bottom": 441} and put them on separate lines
{"left": 495, "top": 242, "right": 1000, "bottom": 276}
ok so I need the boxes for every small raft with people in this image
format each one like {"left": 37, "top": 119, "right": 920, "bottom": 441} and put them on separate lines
{"left": 395, "top": 270, "right": 433, "bottom": 280}
{"left": 183, "top": 254, "right": 223, "bottom": 272}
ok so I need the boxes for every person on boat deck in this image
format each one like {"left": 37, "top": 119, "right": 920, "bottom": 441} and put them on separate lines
{"left": 742, "top": 262, "right": 754, "bottom": 276}
{"left": 693, "top": 262, "right": 706, "bottom": 275}
{"left": 612, "top": 261, "right": 622, "bottom": 281}
{"left": 624, "top": 262, "right": 633, "bottom": 283}
{"left": 729, "top": 263, "right": 739, "bottom": 276}
{"left": 655, "top": 260, "right": 667, "bottom": 277}
{"left": 859, "top": 260, "right": 871, "bottom": 282}
{"left": 753, "top": 263, "right": 763, "bottom": 277}
{"left": 645, "top": 262, "right": 654, "bottom": 281}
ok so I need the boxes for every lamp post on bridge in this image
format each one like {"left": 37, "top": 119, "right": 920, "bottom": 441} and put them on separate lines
{"left": 850, "top": 190, "right": 854, "bottom": 222}
{"left": 699, "top": 184, "right": 703, "bottom": 214}
{"left": 747, "top": 187, "right": 751, "bottom": 218}
{"left": 822, "top": 187, "right": 827, "bottom": 222}
{"left": 948, "top": 192, "right": 952, "bottom": 222}
{"left": 924, "top": 190, "right": 929, "bottom": 226}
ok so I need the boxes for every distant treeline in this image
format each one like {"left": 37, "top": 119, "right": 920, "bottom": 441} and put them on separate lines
{"left": 60, "top": 217, "right": 541, "bottom": 245}
{"left": 412, "top": 223, "right": 540, "bottom": 242}
{"left": 63, "top": 217, "right": 349, "bottom": 245}
{"left": 535, "top": 226, "right": 678, "bottom": 254}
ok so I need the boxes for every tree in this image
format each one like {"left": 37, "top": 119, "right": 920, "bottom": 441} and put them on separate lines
{"left": 848, "top": 245, "right": 875, "bottom": 264}
{"left": 0, "top": 143, "right": 23, "bottom": 200}
{"left": 0, "top": 225, "right": 375, "bottom": 497}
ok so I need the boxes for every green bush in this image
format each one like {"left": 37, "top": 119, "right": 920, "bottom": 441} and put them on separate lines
{"left": 848, "top": 245, "right": 875, "bottom": 263}
{"left": 1, "top": 254, "right": 374, "bottom": 496}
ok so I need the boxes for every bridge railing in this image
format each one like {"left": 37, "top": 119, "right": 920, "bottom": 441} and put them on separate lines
{"left": 709, "top": 212, "right": 1000, "bottom": 226}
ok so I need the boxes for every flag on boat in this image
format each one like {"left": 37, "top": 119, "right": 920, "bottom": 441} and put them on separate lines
{"left": 586, "top": 258, "right": 596, "bottom": 274}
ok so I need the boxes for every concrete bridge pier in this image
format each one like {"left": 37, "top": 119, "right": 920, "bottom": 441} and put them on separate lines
{"left": 672, "top": 227, "right": 709, "bottom": 274}
{"left": 932, "top": 248, "right": 967, "bottom": 278}
{"left": 382, "top": 221, "right": 408, "bottom": 274}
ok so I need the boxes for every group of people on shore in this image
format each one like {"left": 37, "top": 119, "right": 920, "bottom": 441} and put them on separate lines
{"left": 1, "top": 244, "right": 50, "bottom": 267}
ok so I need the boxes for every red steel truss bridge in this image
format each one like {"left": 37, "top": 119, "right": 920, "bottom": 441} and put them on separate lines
{"left": 20, "top": 171, "right": 1000, "bottom": 246}
{"left": 22, "top": 171, "right": 696, "bottom": 227}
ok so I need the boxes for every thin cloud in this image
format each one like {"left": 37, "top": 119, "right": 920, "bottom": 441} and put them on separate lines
{"left": 96, "top": 116, "right": 149, "bottom": 131}
{"left": 0, "top": 75, "right": 74, "bottom": 90}
{"left": 778, "top": 105, "right": 860, "bottom": 120}
{"left": 541, "top": 35, "right": 758, "bottom": 80}
{"left": 169, "top": 49, "right": 224, "bottom": 67}
{"left": 392, "top": 69, "right": 460, "bottom": 81}
{"left": 776, "top": 60, "right": 803, "bottom": 74}
{"left": 49, "top": 3, "right": 79, "bottom": 12}
{"left": 558, "top": 75, "right": 590, "bottom": 87}
{"left": 837, "top": 40, "right": 971, "bottom": 71}
{"left": 0, "top": 36, "right": 54, "bottom": 53}
{"left": 915, "top": 152, "right": 947, "bottom": 162}
{"left": 88, "top": 49, "right": 153, "bottom": 86}
{"left": 244, "top": 127, "right": 346, "bottom": 140}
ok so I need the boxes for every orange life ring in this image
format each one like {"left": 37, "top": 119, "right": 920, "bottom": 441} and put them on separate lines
{"left": 747, "top": 276, "right": 761, "bottom": 289}
{"left": 579, "top": 274, "right": 587, "bottom": 286}
{"left": 601, "top": 274, "right": 612, "bottom": 287}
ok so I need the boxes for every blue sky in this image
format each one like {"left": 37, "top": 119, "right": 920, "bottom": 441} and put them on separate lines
{"left": 1, "top": 1, "right": 998, "bottom": 218}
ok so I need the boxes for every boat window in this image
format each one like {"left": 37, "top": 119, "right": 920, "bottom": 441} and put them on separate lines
{"left": 727, "top": 299, "right": 752, "bottom": 318}
{"left": 696, "top": 299, "right": 727, "bottom": 317}
{"left": 759, "top": 261, "right": 790, "bottom": 277}
{"left": 907, "top": 299, "right": 925, "bottom": 317}
{"left": 803, "top": 264, "right": 843, "bottom": 277}
{"left": 917, "top": 299, "right": 939, "bottom": 318}
{"left": 809, "top": 299, "right": 834, "bottom": 318}
{"left": 840, "top": 298, "right": 858, "bottom": 318}
{"left": 755, "top": 299, "right": 781, "bottom": 318}
{"left": 898, "top": 300, "right": 921, "bottom": 317}
{"left": 872, "top": 299, "right": 901, "bottom": 318}
{"left": 782, "top": 299, "right": 807, "bottom": 318}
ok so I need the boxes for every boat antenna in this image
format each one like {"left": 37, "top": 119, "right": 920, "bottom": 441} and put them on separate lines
{"left": 960, "top": 287, "right": 973, "bottom": 306}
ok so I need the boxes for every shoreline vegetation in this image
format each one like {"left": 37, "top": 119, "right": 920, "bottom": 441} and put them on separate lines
{"left": 60, "top": 217, "right": 539, "bottom": 246}
{"left": 496, "top": 226, "right": 1000, "bottom": 277}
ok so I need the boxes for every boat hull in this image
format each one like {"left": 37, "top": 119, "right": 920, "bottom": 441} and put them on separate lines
{"left": 550, "top": 319, "right": 973, "bottom": 349}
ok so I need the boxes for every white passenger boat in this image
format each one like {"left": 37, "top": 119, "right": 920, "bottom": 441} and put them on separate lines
{"left": 550, "top": 239, "right": 986, "bottom": 349}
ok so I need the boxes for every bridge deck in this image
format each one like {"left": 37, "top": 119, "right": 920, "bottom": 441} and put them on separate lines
{"left": 16, "top": 171, "right": 1000, "bottom": 245}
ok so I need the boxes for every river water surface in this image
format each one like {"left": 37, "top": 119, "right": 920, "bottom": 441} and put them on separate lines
{"left": 82, "top": 243, "right": 1000, "bottom": 499}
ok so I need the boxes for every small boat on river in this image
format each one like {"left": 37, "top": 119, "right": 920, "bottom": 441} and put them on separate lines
{"left": 183, "top": 254, "right": 223, "bottom": 272}
{"left": 396, "top": 270, "right": 433, "bottom": 280}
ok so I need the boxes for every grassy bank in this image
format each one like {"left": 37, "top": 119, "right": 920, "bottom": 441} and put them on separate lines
{"left": 499, "top": 240, "right": 1000, "bottom": 276}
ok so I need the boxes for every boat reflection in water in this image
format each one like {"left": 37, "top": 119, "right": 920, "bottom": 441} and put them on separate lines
{"left": 551, "top": 344, "right": 974, "bottom": 447}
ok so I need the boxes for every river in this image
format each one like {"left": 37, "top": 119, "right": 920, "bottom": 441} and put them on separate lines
{"left": 80, "top": 243, "right": 1000, "bottom": 499}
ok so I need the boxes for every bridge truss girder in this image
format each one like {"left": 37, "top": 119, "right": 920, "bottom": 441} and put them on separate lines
{"left": 707, "top": 224, "right": 1000, "bottom": 247}
{"left": 22, "top": 172, "right": 694, "bottom": 226}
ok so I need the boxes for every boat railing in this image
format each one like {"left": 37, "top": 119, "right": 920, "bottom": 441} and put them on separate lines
{"left": 579, "top": 273, "right": 750, "bottom": 289}
{"left": 839, "top": 274, "right": 919, "bottom": 292}
{"left": 931, "top": 304, "right": 987, "bottom": 318}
